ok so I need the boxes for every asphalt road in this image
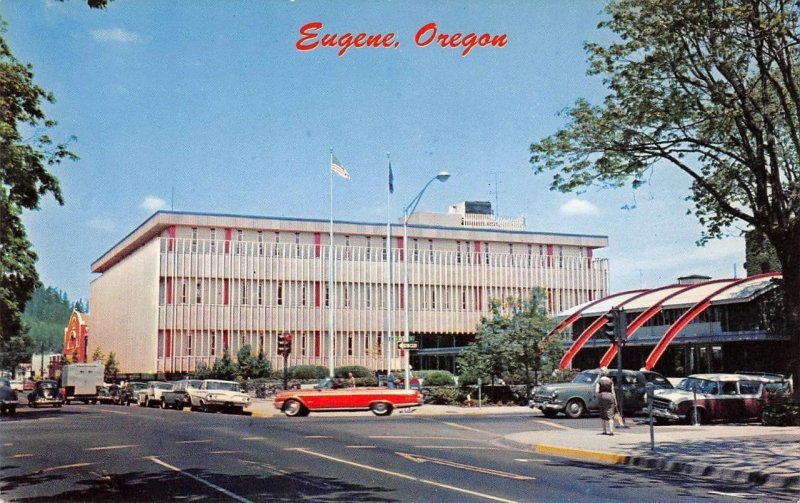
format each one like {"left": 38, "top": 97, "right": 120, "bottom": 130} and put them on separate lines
{"left": 1, "top": 403, "right": 795, "bottom": 502}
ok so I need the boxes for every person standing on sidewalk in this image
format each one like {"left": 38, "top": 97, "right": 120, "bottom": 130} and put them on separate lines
{"left": 348, "top": 372, "right": 356, "bottom": 388}
{"left": 597, "top": 374, "right": 617, "bottom": 435}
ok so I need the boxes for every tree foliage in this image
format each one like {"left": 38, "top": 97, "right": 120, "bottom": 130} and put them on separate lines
{"left": 235, "top": 344, "right": 272, "bottom": 379}
{"left": 0, "top": 26, "right": 77, "bottom": 344}
{"left": 0, "top": 334, "right": 35, "bottom": 377}
{"left": 457, "top": 291, "right": 561, "bottom": 394}
{"left": 530, "top": 0, "right": 800, "bottom": 397}
{"left": 104, "top": 352, "right": 119, "bottom": 380}
{"left": 22, "top": 286, "right": 75, "bottom": 352}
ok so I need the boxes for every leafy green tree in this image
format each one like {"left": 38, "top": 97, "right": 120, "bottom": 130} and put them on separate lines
{"left": 210, "top": 349, "right": 237, "bottom": 380}
{"left": 104, "top": 352, "right": 119, "bottom": 380}
{"left": 250, "top": 350, "right": 272, "bottom": 379}
{"left": 457, "top": 300, "right": 513, "bottom": 385}
{"left": 0, "top": 334, "right": 35, "bottom": 377}
{"left": 505, "top": 291, "right": 561, "bottom": 400}
{"left": 0, "top": 26, "right": 77, "bottom": 344}
{"left": 193, "top": 362, "right": 212, "bottom": 380}
{"left": 22, "top": 286, "right": 74, "bottom": 352}
{"left": 91, "top": 347, "right": 104, "bottom": 363}
{"left": 530, "top": 0, "right": 800, "bottom": 397}
{"left": 236, "top": 345, "right": 256, "bottom": 378}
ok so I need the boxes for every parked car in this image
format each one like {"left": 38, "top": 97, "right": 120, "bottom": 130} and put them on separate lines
{"left": 650, "top": 373, "right": 780, "bottom": 424}
{"left": 0, "top": 378, "right": 19, "bottom": 415}
{"left": 160, "top": 379, "right": 203, "bottom": 410}
{"left": 27, "top": 380, "right": 64, "bottom": 408}
{"left": 120, "top": 382, "right": 147, "bottom": 405}
{"left": 137, "top": 381, "right": 174, "bottom": 407}
{"left": 189, "top": 379, "right": 251, "bottom": 414}
{"left": 97, "top": 384, "right": 125, "bottom": 405}
{"left": 530, "top": 368, "right": 673, "bottom": 418}
{"left": 274, "top": 378, "right": 424, "bottom": 417}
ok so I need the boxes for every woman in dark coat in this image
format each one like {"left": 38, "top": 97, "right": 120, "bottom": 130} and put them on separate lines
{"left": 597, "top": 376, "right": 617, "bottom": 435}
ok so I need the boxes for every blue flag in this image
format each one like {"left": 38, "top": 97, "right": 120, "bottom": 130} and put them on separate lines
{"left": 389, "top": 162, "right": 394, "bottom": 194}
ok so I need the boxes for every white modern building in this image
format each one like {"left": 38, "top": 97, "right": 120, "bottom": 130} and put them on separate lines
{"left": 89, "top": 203, "right": 608, "bottom": 376}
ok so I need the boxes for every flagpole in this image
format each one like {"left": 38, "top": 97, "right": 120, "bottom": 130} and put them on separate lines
{"left": 328, "top": 148, "right": 335, "bottom": 378}
{"left": 386, "top": 153, "right": 393, "bottom": 379}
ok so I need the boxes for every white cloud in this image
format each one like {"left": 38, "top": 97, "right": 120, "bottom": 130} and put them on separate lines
{"left": 141, "top": 196, "right": 167, "bottom": 212}
{"left": 559, "top": 198, "right": 600, "bottom": 216}
{"left": 91, "top": 27, "right": 139, "bottom": 43}
{"left": 86, "top": 218, "right": 115, "bottom": 232}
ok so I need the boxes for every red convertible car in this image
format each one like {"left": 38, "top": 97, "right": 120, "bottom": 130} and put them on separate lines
{"left": 274, "top": 378, "right": 423, "bottom": 417}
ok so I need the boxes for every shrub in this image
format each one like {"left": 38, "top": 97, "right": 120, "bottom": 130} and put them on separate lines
{"left": 288, "top": 365, "right": 329, "bottom": 380}
{"left": 419, "top": 370, "right": 455, "bottom": 386}
{"left": 762, "top": 396, "right": 800, "bottom": 426}
{"left": 334, "top": 365, "right": 373, "bottom": 378}
{"left": 427, "top": 386, "right": 461, "bottom": 405}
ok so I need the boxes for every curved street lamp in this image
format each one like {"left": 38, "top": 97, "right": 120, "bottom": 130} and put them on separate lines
{"left": 402, "top": 172, "right": 450, "bottom": 389}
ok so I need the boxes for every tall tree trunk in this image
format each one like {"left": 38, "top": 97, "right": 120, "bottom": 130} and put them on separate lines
{"left": 771, "top": 228, "right": 800, "bottom": 400}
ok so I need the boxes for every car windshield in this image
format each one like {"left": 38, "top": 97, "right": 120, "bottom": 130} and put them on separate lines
{"left": 40, "top": 381, "right": 58, "bottom": 389}
{"left": 571, "top": 372, "right": 599, "bottom": 384}
{"left": 206, "top": 381, "right": 239, "bottom": 392}
{"left": 678, "top": 377, "right": 719, "bottom": 394}
{"left": 155, "top": 383, "right": 174, "bottom": 390}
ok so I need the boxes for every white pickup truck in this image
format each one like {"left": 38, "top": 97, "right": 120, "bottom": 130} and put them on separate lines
{"left": 188, "top": 379, "right": 251, "bottom": 414}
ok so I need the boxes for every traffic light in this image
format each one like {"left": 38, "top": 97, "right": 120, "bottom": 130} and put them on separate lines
{"left": 277, "top": 333, "right": 286, "bottom": 354}
{"left": 284, "top": 334, "right": 292, "bottom": 356}
{"left": 603, "top": 309, "right": 618, "bottom": 342}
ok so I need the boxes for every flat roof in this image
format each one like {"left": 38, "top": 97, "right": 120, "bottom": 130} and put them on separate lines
{"left": 92, "top": 210, "right": 609, "bottom": 274}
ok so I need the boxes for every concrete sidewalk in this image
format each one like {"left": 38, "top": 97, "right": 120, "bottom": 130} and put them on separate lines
{"left": 252, "top": 399, "right": 800, "bottom": 489}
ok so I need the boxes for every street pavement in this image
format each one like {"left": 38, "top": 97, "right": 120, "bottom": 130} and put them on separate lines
{"left": 251, "top": 398, "right": 800, "bottom": 490}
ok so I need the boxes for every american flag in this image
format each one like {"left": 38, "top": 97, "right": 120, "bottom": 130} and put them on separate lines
{"left": 331, "top": 155, "right": 351, "bottom": 180}
{"left": 389, "top": 162, "right": 394, "bottom": 193}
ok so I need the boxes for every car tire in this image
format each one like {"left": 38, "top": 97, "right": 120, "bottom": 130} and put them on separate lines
{"left": 686, "top": 408, "right": 704, "bottom": 425}
{"left": 542, "top": 410, "right": 558, "bottom": 419}
{"left": 282, "top": 399, "right": 306, "bottom": 417}
{"left": 564, "top": 399, "right": 585, "bottom": 419}
{"left": 201, "top": 402, "right": 213, "bottom": 413}
{"left": 370, "top": 402, "right": 393, "bottom": 416}
{"left": 174, "top": 400, "right": 183, "bottom": 410}
{"left": 160, "top": 399, "right": 167, "bottom": 409}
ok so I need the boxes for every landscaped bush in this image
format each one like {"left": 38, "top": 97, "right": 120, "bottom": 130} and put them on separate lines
{"left": 334, "top": 365, "right": 373, "bottom": 378}
{"left": 762, "top": 396, "right": 800, "bottom": 426}
{"left": 427, "top": 386, "right": 462, "bottom": 405}
{"left": 418, "top": 370, "right": 455, "bottom": 386}
{"left": 288, "top": 365, "right": 329, "bottom": 380}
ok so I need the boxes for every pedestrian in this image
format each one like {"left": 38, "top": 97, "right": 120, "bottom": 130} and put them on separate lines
{"left": 348, "top": 372, "right": 356, "bottom": 388}
{"left": 387, "top": 371, "right": 396, "bottom": 389}
{"left": 597, "top": 374, "right": 617, "bottom": 435}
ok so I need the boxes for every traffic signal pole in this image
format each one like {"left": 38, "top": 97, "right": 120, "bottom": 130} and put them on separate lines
{"left": 615, "top": 309, "right": 626, "bottom": 426}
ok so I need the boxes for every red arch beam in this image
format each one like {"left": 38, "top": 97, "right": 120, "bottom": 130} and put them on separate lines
{"left": 545, "top": 289, "right": 645, "bottom": 343}
{"left": 556, "top": 290, "right": 647, "bottom": 370}
{"left": 643, "top": 272, "right": 780, "bottom": 370}
{"left": 598, "top": 279, "right": 733, "bottom": 368}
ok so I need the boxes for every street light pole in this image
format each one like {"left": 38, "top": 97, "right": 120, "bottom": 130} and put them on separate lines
{"left": 402, "top": 172, "right": 450, "bottom": 390}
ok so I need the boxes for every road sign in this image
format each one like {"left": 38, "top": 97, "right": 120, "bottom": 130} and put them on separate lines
{"left": 397, "top": 342, "right": 418, "bottom": 349}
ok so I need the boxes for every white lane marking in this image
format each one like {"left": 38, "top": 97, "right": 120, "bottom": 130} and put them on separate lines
{"left": 240, "top": 459, "right": 336, "bottom": 491}
{"left": 97, "top": 409, "right": 130, "bottom": 416}
{"left": 532, "top": 419, "right": 574, "bottom": 431}
{"left": 147, "top": 456, "right": 252, "bottom": 503}
{"left": 396, "top": 451, "right": 534, "bottom": 481}
{"left": 240, "top": 436, "right": 267, "bottom": 441}
{"left": 3, "top": 443, "right": 13, "bottom": 447}
{"left": 85, "top": 444, "right": 139, "bottom": 451}
{"left": 414, "top": 446, "right": 503, "bottom": 450}
{"left": 289, "top": 447, "right": 518, "bottom": 503}
{"left": 12, "top": 453, "right": 34, "bottom": 458}
{"left": 176, "top": 440, "right": 212, "bottom": 444}
{"left": 210, "top": 450, "right": 243, "bottom": 454}
{"left": 514, "top": 458, "right": 547, "bottom": 462}
{"left": 439, "top": 421, "right": 496, "bottom": 435}
{"left": 346, "top": 445, "right": 377, "bottom": 449}
{"left": 369, "top": 436, "right": 483, "bottom": 441}
{"left": 304, "top": 435, "right": 331, "bottom": 439}
{"left": 41, "top": 462, "right": 94, "bottom": 473}
{"left": 707, "top": 491, "right": 760, "bottom": 498}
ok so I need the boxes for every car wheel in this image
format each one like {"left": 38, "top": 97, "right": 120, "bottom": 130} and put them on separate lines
{"left": 542, "top": 410, "right": 558, "bottom": 419}
{"left": 564, "top": 399, "right": 585, "bottom": 419}
{"left": 201, "top": 402, "right": 213, "bottom": 413}
{"left": 282, "top": 399, "right": 306, "bottom": 417}
{"left": 174, "top": 400, "right": 183, "bottom": 410}
{"left": 370, "top": 402, "right": 393, "bottom": 416}
{"left": 686, "top": 408, "right": 704, "bottom": 425}
{"left": 160, "top": 399, "right": 167, "bottom": 409}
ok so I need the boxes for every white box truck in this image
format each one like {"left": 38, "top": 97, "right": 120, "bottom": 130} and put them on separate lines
{"left": 62, "top": 363, "right": 105, "bottom": 404}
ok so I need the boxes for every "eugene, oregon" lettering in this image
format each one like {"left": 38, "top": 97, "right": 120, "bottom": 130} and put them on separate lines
{"left": 296, "top": 22, "right": 508, "bottom": 57}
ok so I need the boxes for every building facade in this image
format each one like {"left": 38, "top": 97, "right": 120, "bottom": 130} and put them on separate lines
{"left": 63, "top": 310, "right": 90, "bottom": 364}
{"left": 90, "top": 205, "right": 608, "bottom": 376}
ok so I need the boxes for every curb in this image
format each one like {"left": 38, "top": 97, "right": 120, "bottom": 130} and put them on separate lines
{"left": 502, "top": 436, "right": 800, "bottom": 491}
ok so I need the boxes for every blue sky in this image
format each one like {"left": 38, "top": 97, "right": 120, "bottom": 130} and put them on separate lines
{"left": 6, "top": 0, "right": 745, "bottom": 304}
